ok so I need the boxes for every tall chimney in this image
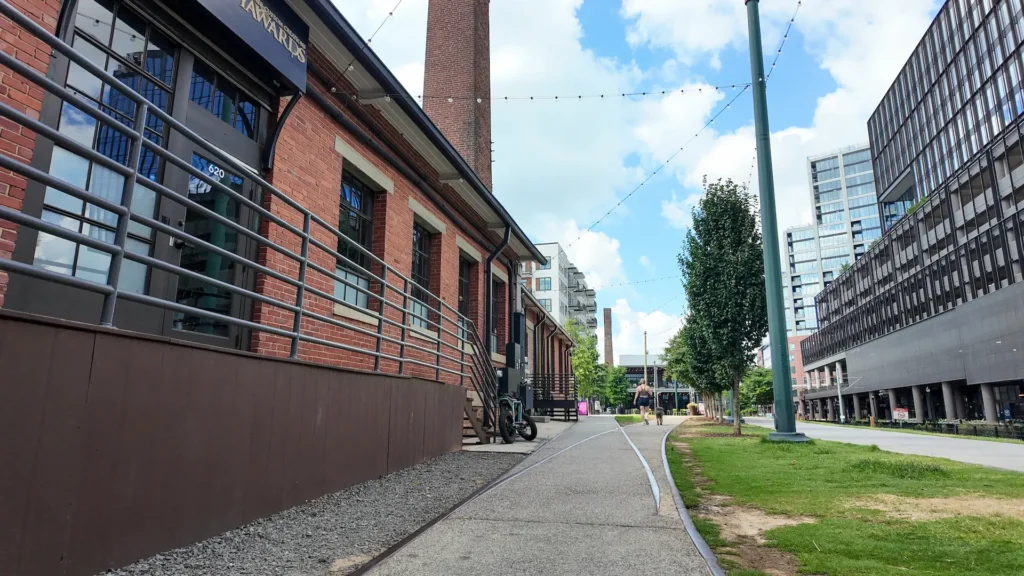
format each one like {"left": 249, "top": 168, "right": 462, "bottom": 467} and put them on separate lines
{"left": 423, "top": 0, "right": 492, "bottom": 190}
{"left": 603, "top": 308, "right": 614, "bottom": 366}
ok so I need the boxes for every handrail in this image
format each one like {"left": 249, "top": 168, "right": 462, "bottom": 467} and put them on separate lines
{"left": 0, "top": 0, "right": 499, "bottom": 424}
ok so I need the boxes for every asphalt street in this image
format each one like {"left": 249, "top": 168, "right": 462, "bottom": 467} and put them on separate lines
{"left": 748, "top": 417, "right": 1024, "bottom": 472}
{"left": 368, "top": 415, "right": 711, "bottom": 575}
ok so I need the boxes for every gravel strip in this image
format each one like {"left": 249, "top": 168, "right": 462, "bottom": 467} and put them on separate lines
{"left": 104, "top": 451, "right": 525, "bottom": 576}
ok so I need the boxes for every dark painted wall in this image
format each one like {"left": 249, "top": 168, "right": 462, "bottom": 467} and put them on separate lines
{"left": 845, "top": 280, "right": 1024, "bottom": 392}
{"left": 0, "top": 312, "right": 464, "bottom": 576}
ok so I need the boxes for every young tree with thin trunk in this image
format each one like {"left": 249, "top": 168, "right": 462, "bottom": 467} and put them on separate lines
{"left": 679, "top": 178, "right": 769, "bottom": 435}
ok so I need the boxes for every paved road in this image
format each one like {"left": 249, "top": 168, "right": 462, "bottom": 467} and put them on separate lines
{"left": 748, "top": 417, "right": 1024, "bottom": 473}
{"left": 369, "top": 415, "right": 711, "bottom": 575}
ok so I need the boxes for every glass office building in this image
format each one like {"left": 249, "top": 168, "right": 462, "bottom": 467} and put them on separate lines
{"left": 782, "top": 145, "right": 881, "bottom": 336}
{"left": 800, "top": 1, "right": 1024, "bottom": 425}
{"left": 869, "top": 0, "right": 1024, "bottom": 231}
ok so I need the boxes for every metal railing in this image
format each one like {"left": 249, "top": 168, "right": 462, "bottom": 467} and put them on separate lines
{"left": 0, "top": 1, "right": 498, "bottom": 428}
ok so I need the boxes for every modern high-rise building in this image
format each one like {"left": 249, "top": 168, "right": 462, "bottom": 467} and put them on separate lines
{"left": 521, "top": 242, "right": 596, "bottom": 335}
{"left": 780, "top": 144, "right": 882, "bottom": 337}
{"left": 801, "top": 0, "right": 1024, "bottom": 425}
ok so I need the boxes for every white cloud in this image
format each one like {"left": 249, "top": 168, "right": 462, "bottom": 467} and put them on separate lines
{"left": 536, "top": 217, "right": 626, "bottom": 290}
{"left": 639, "top": 255, "right": 654, "bottom": 272}
{"left": 607, "top": 298, "right": 683, "bottom": 360}
{"left": 627, "top": 0, "right": 940, "bottom": 237}
{"left": 621, "top": 0, "right": 793, "bottom": 68}
{"left": 334, "top": 0, "right": 645, "bottom": 235}
{"left": 660, "top": 191, "right": 700, "bottom": 230}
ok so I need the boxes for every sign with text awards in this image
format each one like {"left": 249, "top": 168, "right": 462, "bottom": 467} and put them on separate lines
{"left": 196, "top": 0, "right": 310, "bottom": 91}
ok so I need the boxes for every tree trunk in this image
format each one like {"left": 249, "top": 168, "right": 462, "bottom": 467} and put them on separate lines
{"left": 732, "top": 376, "right": 742, "bottom": 436}
{"left": 719, "top": 391, "right": 726, "bottom": 424}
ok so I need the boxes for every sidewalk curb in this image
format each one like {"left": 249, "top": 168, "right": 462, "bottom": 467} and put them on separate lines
{"left": 661, "top": 423, "right": 726, "bottom": 576}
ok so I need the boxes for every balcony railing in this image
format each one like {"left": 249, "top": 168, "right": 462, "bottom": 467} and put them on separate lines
{"left": 0, "top": 2, "right": 499, "bottom": 426}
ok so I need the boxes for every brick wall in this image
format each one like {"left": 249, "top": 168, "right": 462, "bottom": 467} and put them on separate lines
{"left": 0, "top": 0, "right": 59, "bottom": 308}
{"left": 250, "top": 49, "right": 512, "bottom": 388}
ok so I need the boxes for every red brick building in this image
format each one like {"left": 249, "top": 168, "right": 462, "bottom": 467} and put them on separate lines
{"left": 0, "top": 0, "right": 576, "bottom": 385}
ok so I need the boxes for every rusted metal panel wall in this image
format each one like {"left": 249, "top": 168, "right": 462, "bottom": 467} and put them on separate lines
{"left": 0, "top": 313, "right": 464, "bottom": 576}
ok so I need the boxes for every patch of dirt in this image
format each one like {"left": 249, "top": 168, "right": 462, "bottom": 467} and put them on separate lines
{"left": 711, "top": 506, "right": 814, "bottom": 544}
{"left": 732, "top": 544, "right": 800, "bottom": 576}
{"left": 329, "top": 554, "right": 371, "bottom": 574}
{"left": 849, "top": 494, "right": 1024, "bottom": 521}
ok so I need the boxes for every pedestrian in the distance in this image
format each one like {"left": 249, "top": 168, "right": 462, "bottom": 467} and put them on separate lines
{"left": 634, "top": 379, "right": 652, "bottom": 425}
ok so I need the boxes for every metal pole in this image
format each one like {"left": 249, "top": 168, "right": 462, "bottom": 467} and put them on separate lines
{"left": 100, "top": 102, "right": 147, "bottom": 326}
{"left": 643, "top": 330, "right": 648, "bottom": 395}
{"left": 290, "top": 212, "right": 311, "bottom": 358}
{"left": 745, "top": 0, "right": 807, "bottom": 442}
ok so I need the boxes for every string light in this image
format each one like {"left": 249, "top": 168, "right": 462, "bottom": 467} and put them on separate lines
{"left": 766, "top": 0, "right": 802, "bottom": 81}
{"left": 590, "top": 275, "right": 682, "bottom": 291}
{"left": 567, "top": 85, "right": 751, "bottom": 248}
{"left": 331, "top": 83, "right": 751, "bottom": 104}
{"left": 342, "top": 0, "right": 406, "bottom": 78}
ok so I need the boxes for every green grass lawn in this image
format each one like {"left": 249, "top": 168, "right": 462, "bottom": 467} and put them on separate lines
{"left": 614, "top": 414, "right": 643, "bottom": 425}
{"left": 669, "top": 421, "right": 1024, "bottom": 575}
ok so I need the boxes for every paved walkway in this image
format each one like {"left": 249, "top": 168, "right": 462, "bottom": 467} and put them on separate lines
{"left": 748, "top": 417, "right": 1024, "bottom": 473}
{"left": 368, "top": 415, "right": 710, "bottom": 575}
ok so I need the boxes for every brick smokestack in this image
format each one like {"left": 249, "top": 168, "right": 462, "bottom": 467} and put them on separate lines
{"left": 603, "top": 308, "right": 614, "bottom": 366}
{"left": 423, "top": 0, "right": 492, "bottom": 190}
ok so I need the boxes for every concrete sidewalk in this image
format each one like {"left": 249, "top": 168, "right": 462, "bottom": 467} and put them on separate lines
{"left": 368, "top": 415, "right": 710, "bottom": 575}
{"left": 748, "top": 417, "right": 1024, "bottom": 472}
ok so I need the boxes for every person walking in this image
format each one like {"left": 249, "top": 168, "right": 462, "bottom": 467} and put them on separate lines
{"left": 634, "top": 379, "right": 653, "bottom": 425}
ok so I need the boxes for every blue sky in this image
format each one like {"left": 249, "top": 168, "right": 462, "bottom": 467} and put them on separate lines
{"left": 337, "top": 0, "right": 941, "bottom": 358}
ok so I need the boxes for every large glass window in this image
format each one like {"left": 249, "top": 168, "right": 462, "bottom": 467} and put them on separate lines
{"left": 188, "top": 59, "right": 259, "bottom": 140}
{"left": 410, "top": 223, "right": 432, "bottom": 329}
{"left": 334, "top": 171, "right": 373, "bottom": 310}
{"left": 33, "top": 0, "right": 171, "bottom": 293}
{"left": 538, "top": 257, "right": 551, "bottom": 270}
{"left": 538, "top": 277, "right": 552, "bottom": 291}
{"left": 172, "top": 154, "right": 246, "bottom": 336}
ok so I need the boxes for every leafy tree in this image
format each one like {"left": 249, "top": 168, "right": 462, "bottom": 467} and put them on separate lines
{"left": 603, "top": 365, "right": 630, "bottom": 409}
{"left": 565, "top": 319, "right": 600, "bottom": 401}
{"left": 663, "top": 323, "right": 692, "bottom": 386}
{"left": 740, "top": 367, "right": 774, "bottom": 413}
{"left": 679, "top": 178, "right": 769, "bottom": 434}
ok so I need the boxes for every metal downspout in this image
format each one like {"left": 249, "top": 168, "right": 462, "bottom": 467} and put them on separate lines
{"left": 486, "top": 227, "right": 511, "bottom": 356}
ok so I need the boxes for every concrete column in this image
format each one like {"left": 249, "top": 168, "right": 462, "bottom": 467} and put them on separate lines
{"left": 926, "top": 388, "right": 935, "bottom": 421}
{"left": 980, "top": 383, "right": 999, "bottom": 424}
{"left": 869, "top": 391, "right": 878, "bottom": 419}
{"left": 912, "top": 385, "right": 926, "bottom": 423}
{"left": 824, "top": 363, "right": 832, "bottom": 388}
{"left": 852, "top": 394, "right": 862, "bottom": 420}
{"left": 797, "top": 395, "right": 805, "bottom": 419}
{"left": 827, "top": 398, "right": 835, "bottom": 421}
{"left": 813, "top": 399, "right": 821, "bottom": 420}
{"left": 954, "top": 387, "right": 967, "bottom": 420}
{"left": 888, "top": 389, "right": 899, "bottom": 415}
{"left": 940, "top": 382, "right": 956, "bottom": 420}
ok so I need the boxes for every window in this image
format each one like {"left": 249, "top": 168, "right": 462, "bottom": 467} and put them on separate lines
{"left": 490, "top": 277, "right": 504, "bottom": 352}
{"left": 538, "top": 277, "right": 552, "bottom": 291}
{"left": 457, "top": 257, "right": 472, "bottom": 339}
{"left": 410, "top": 223, "right": 432, "bottom": 329}
{"left": 334, "top": 171, "right": 373, "bottom": 309}
{"left": 33, "top": 0, "right": 172, "bottom": 294}
{"left": 188, "top": 59, "right": 259, "bottom": 140}
{"left": 538, "top": 257, "right": 551, "bottom": 270}
{"left": 540, "top": 298, "right": 552, "bottom": 312}
{"left": 789, "top": 343, "right": 795, "bottom": 350}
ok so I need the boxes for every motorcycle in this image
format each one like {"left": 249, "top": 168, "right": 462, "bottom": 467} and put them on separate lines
{"left": 497, "top": 391, "right": 538, "bottom": 444}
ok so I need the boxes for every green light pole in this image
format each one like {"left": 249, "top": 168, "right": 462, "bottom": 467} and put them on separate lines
{"left": 746, "top": 0, "right": 808, "bottom": 442}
